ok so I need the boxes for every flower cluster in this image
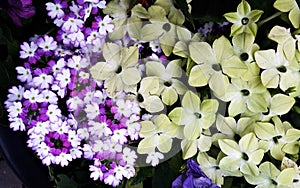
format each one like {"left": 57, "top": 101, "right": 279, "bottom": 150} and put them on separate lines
{"left": 6, "top": 0, "right": 300, "bottom": 187}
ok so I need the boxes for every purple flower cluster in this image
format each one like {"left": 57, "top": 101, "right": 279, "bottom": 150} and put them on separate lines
{"left": 4, "top": 0, "right": 144, "bottom": 187}
{"left": 172, "top": 159, "right": 220, "bottom": 188}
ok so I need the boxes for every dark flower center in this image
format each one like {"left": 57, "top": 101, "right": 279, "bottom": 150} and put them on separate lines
{"left": 212, "top": 64, "right": 222, "bottom": 71}
{"left": 277, "top": 66, "right": 287, "bottom": 73}
{"left": 242, "top": 152, "right": 249, "bottom": 161}
{"left": 194, "top": 112, "right": 202, "bottom": 119}
{"left": 241, "top": 17, "right": 249, "bottom": 25}
{"left": 137, "top": 93, "right": 144, "bottom": 103}
{"left": 240, "top": 52, "right": 249, "bottom": 61}
{"left": 163, "top": 23, "right": 171, "bottom": 32}
{"left": 164, "top": 81, "right": 172, "bottom": 87}
{"left": 115, "top": 66, "right": 122, "bottom": 74}
{"left": 241, "top": 89, "right": 250, "bottom": 96}
{"left": 273, "top": 136, "right": 282, "bottom": 144}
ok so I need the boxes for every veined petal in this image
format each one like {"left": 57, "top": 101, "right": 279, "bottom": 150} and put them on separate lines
{"left": 121, "top": 46, "right": 139, "bottom": 68}
{"left": 121, "top": 67, "right": 141, "bottom": 85}
{"left": 248, "top": 10, "right": 264, "bottom": 22}
{"left": 222, "top": 56, "right": 248, "bottom": 78}
{"left": 218, "top": 139, "right": 241, "bottom": 156}
{"left": 181, "top": 139, "right": 198, "bottom": 159}
{"left": 184, "top": 118, "right": 201, "bottom": 140}
{"left": 224, "top": 12, "right": 240, "bottom": 23}
{"left": 213, "top": 36, "right": 234, "bottom": 61}
{"left": 140, "top": 121, "right": 157, "bottom": 138}
{"left": 188, "top": 64, "right": 210, "bottom": 87}
{"left": 103, "top": 42, "right": 121, "bottom": 64}
{"left": 182, "top": 91, "right": 200, "bottom": 112}
{"left": 146, "top": 61, "right": 165, "bottom": 77}
{"left": 90, "top": 62, "right": 116, "bottom": 81}
{"left": 229, "top": 97, "right": 246, "bottom": 116}
{"left": 162, "top": 87, "right": 178, "bottom": 105}
{"left": 261, "top": 69, "right": 279, "bottom": 88}
{"left": 189, "top": 41, "right": 214, "bottom": 64}
{"left": 237, "top": 0, "right": 251, "bottom": 16}
{"left": 137, "top": 136, "right": 156, "bottom": 154}
{"left": 157, "top": 135, "right": 172, "bottom": 153}
{"left": 239, "top": 133, "right": 258, "bottom": 153}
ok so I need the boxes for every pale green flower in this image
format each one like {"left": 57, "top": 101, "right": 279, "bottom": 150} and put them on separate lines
{"left": 244, "top": 161, "right": 296, "bottom": 187}
{"left": 188, "top": 36, "right": 247, "bottom": 98}
{"left": 137, "top": 114, "right": 182, "bottom": 154}
{"left": 213, "top": 115, "right": 255, "bottom": 144}
{"left": 168, "top": 90, "right": 218, "bottom": 159}
{"left": 255, "top": 48, "right": 300, "bottom": 91}
{"left": 218, "top": 133, "right": 265, "bottom": 177}
{"left": 224, "top": 0, "right": 263, "bottom": 36}
{"left": 169, "top": 90, "right": 219, "bottom": 140}
{"left": 103, "top": 0, "right": 145, "bottom": 40}
{"left": 145, "top": 60, "right": 187, "bottom": 105}
{"left": 219, "top": 77, "right": 270, "bottom": 117}
{"left": 90, "top": 43, "right": 141, "bottom": 96}
{"left": 254, "top": 116, "right": 299, "bottom": 160}
{"left": 136, "top": 77, "right": 164, "bottom": 113}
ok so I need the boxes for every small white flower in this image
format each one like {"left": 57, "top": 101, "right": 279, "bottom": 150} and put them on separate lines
{"left": 36, "top": 142, "right": 50, "bottom": 158}
{"left": 92, "top": 140, "right": 108, "bottom": 153}
{"left": 77, "top": 128, "right": 89, "bottom": 140}
{"left": 16, "top": 66, "right": 32, "bottom": 82}
{"left": 23, "top": 88, "right": 44, "bottom": 103}
{"left": 149, "top": 40, "right": 161, "bottom": 53}
{"left": 7, "top": 85, "right": 24, "bottom": 102}
{"left": 84, "top": 91, "right": 94, "bottom": 103}
{"left": 7, "top": 102, "right": 22, "bottom": 118}
{"left": 114, "top": 165, "right": 126, "bottom": 180}
{"left": 70, "top": 148, "right": 82, "bottom": 159}
{"left": 82, "top": 144, "right": 94, "bottom": 160}
{"left": 20, "top": 41, "right": 37, "bottom": 59}
{"left": 28, "top": 121, "right": 49, "bottom": 135}
{"left": 55, "top": 153, "right": 72, "bottom": 167}
{"left": 109, "top": 142, "right": 122, "bottom": 153}
{"left": 104, "top": 174, "right": 120, "bottom": 187}
{"left": 68, "top": 130, "right": 81, "bottom": 147}
{"left": 46, "top": 2, "right": 64, "bottom": 19}
{"left": 98, "top": 15, "right": 114, "bottom": 35}
{"left": 88, "top": 121, "right": 112, "bottom": 138}
{"left": 79, "top": 71, "right": 90, "bottom": 80}
{"left": 32, "top": 73, "right": 53, "bottom": 89}
{"left": 46, "top": 104, "right": 61, "bottom": 122}
{"left": 85, "top": 103, "right": 99, "bottom": 120}
{"left": 123, "top": 165, "right": 136, "bottom": 179}
{"left": 56, "top": 68, "right": 71, "bottom": 88}
{"left": 62, "top": 17, "right": 84, "bottom": 33}
{"left": 122, "top": 147, "right": 137, "bottom": 166}
{"left": 52, "top": 58, "right": 66, "bottom": 75}
{"left": 111, "top": 129, "right": 127, "bottom": 144}
{"left": 9, "top": 117, "right": 25, "bottom": 131}
{"left": 42, "top": 154, "right": 53, "bottom": 166}
{"left": 38, "top": 35, "right": 57, "bottom": 51}
{"left": 67, "top": 96, "right": 83, "bottom": 111}
{"left": 146, "top": 152, "right": 164, "bottom": 166}
{"left": 89, "top": 165, "right": 103, "bottom": 181}
{"left": 41, "top": 90, "right": 58, "bottom": 104}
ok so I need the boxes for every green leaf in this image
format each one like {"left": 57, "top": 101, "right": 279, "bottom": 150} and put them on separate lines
{"left": 56, "top": 174, "right": 78, "bottom": 188}
{"left": 270, "top": 94, "right": 295, "bottom": 115}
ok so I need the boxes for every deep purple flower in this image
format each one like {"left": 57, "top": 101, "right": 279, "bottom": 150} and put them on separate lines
{"left": 172, "top": 159, "right": 219, "bottom": 188}
{"left": 0, "top": 0, "right": 35, "bottom": 26}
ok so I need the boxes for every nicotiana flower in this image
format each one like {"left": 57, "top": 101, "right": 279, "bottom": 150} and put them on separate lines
{"left": 145, "top": 60, "right": 187, "bottom": 106}
{"left": 224, "top": 0, "right": 263, "bottom": 36}
{"left": 90, "top": 43, "right": 141, "bottom": 96}
{"left": 188, "top": 36, "right": 247, "bottom": 98}
{"left": 137, "top": 114, "right": 182, "bottom": 154}
{"left": 172, "top": 159, "right": 220, "bottom": 188}
{"left": 218, "top": 133, "right": 264, "bottom": 177}
{"left": 254, "top": 48, "right": 300, "bottom": 91}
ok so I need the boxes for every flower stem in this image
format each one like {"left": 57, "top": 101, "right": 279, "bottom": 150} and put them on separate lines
{"left": 257, "top": 12, "right": 282, "bottom": 27}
